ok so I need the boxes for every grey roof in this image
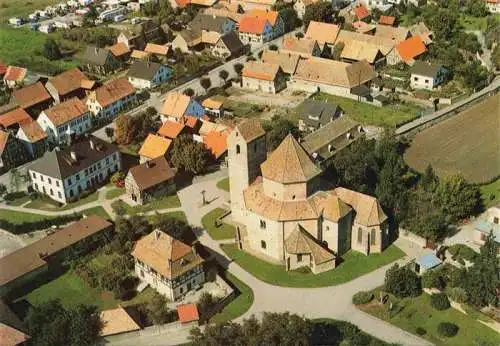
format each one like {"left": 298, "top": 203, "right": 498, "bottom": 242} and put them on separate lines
{"left": 127, "top": 61, "right": 166, "bottom": 80}
{"left": 191, "top": 13, "right": 234, "bottom": 33}
{"left": 28, "top": 136, "right": 118, "bottom": 179}
{"left": 300, "top": 100, "right": 342, "bottom": 128}
{"left": 411, "top": 61, "right": 443, "bottom": 78}
{"left": 219, "top": 31, "right": 244, "bottom": 53}
{"left": 80, "top": 45, "right": 112, "bottom": 66}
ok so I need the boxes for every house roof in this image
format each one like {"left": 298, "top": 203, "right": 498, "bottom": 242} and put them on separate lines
{"left": 157, "top": 120, "right": 186, "bottom": 139}
{"left": 218, "top": 31, "right": 244, "bottom": 53}
{"left": 203, "top": 131, "right": 228, "bottom": 159}
{"left": 48, "top": 68, "right": 90, "bottom": 96}
{"left": 238, "top": 16, "right": 269, "bottom": 34}
{"left": 354, "top": 5, "right": 370, "bottom": 20}
{"left": 410, "top": 61, "right": 443, "bottom": 78}
{"left": 0, "top": 108, "right": 33, "bottom": 129}
{"left": 19, "top": 121, "right": 48, "bottom": 143}
{"left": 3, "top": 66, "right": 27, "bottom": 82}
{"left": 184, "top": 115, "right": 200, "bottom": 129}
{"left": 191, "top": 13, "right": 234, "bottom": 33}
{"left": 261, "top": 50, "right": 300, "bottom": 74}
{"left": 43, "top": 97, "right": 87, "bottom": 126}
{"left": 261, "top": 134, "right": 321, "bottom": 184}
{"left": 281, "top": 37, "right": 318, "bottom": 56}
{"left": 28, "top": 136, "right": 118, "bottom": 179}
{"left": 0, "top": 323, "right": 31, "bottom": 346}
{"left": 199, "top": 120, "right": 230, "bottom": 136}
{"left": 334, "top": 187, "right": 387, "bottom": 226}
{"left": 202, "top": 97, "right": 224, "bottom": 110}
{"left": 305, "top": 21, "right": 340, "bottom": 45}
{"left": 300, "top": 100, "right": 341, "bottom": 128}
{"left": 312, "top": 191, "right": 352, "bottom": 222}
{"left": 374, "top": 24, "right": 410, "bottom": 43}
{"left": 285, "top": 224, "right": 335, "bottom": 265}
{"left": 12, "top": 82, "right": 51, "bottom": 109}
{"left": 131, "top": 230, "right": 204, "bottom": 279}
{"left": 201, "top": 30, "right": 221, "bottom": 45}
{"left": 109, "top": 42, "right": 130, "bottom": 57}
{"left": 100, "top": 307, "right": 141, "bottom": 337}
{"left": 128, "top": 156, "right": 176, "bottom": 191}
{"left": 293, "top": 57, "right": 376, "bottom": 88}
{"left": 161, "top": 92, "right": 192, "bottom": 119}
{"left": 177, "top": 29, "right": 202, "bottom": 46}
{"left": 204, "top": 7, "right": 242, "bottom": 22}
{"left": 138, "top": 134, "right": 172, "bottom": 159}
{"left": 0, "top": 216, "right": 111, "bottom": 286}
{"left": 396, "top": 36, "right": 427, "bottom": 63}
{"left": 234, "top": 118, "right": 265, "bottom": 142}
{"left": 127, "top": 61, "right": 166, "bottom": 81}
{"left": 0, "top": 131, "right": 8, "bottom": 155}
{"left": 416, "top": 252, "right": 442, "bottom": 270}
{"left": 353, "top": 21, "right": 376, "bottom": 34}
{"left": 144, "top": 43, "right": 169, "bottom": 56}
{"left": 177, "top": 304, "right": 199, "bottom": 323}
{"left": 131, "top": 50, "right": 151, "bottom": 60}
{"left": 340, "top": 40, "right": 382, "bottom": 64}
{"left": 89, "top": 78, "right": 135, "bottom": 108}
{"left": 242, "top": 61, "right": 281, "bottom": 81}
{"left": 247, "top": 9, "right": 279, "bottom": 26}
{"left": 409, "top": 22, "right": 433, "bottom": 45}
{"left": 379, "top": 15, "right": 395, "bottom": 26}
{"left": 80, "top": 45, "right": 112, "bottom": 65}
{"left": 336, "top": 30, "right": 395, "bottom": 55}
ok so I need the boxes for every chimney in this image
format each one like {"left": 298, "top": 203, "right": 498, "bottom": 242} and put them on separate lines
{"left": 89, "top": 139, "right": 95, "bottom": 150}
{"left": 70, "top": 151, "right": 77, "bottom": 161}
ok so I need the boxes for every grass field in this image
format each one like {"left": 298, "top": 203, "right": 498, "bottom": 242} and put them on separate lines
{"left": 359, "top": 289, "right": 500, "bottom": 346}
{"left": 111, "top": 195, "right": 181, "bottom": 215}
{"left": 210, "top": 273, "right": 254, "bottom": 324}
{"left": 310, "top": 93, "right": 424, "bottom": 128}
{"left": 25, "top": 191, "right": 99, "bottom": 211}
{"left": 216, "top": 177, "right": 230, "bottom": 192}
{"left": 480, "top": 178, "right": 500, "bottom": 207}
{"left": 0, "top": 209, "right": 57, "bottom": 224}
{"left": 405, "top": 96, "right": 500, "bottom": 183}
{"left": 81, "top": 206, "right": 111, "bottom": 220}
{"left": 105, "top": 187, "right": 126, "bottom": 200}
{"left": 201, "top": 208, "right": 236, "bottom": 240}
{"left": 221, "top": 244, "right": 405, "bottom": 288}
{"left": 0, "top": 0, "right": 62, "bottom": 22}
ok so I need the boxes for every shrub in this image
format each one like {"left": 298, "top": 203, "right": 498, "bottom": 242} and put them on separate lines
{"left": 384, "top": 264, "right": 422, "bottom": 298}
{"left": 110, "top": 171, "right": 125, "bottom": 187}
{"left": 431, "top": 293, "right": 450, "bottom": 311}
{"left": 437, "top": 322, "right": 459, "bottom": 337}
{"left": 422, "top": 270, "right": 444, "bottom": 290}
{"left": 0, "top": 213, "right": 81, "bottom": 234}
{"left": 447, "top": 287, "right": 468, "bottom": 303}
{"left": 448, "top": 244, "right": 477, "bottom": 263}
{"left": 352, "top": 291, "right": 374, "bottom": 305}
{"left": 416, "top": 327, "right": 426, "bottom": 336}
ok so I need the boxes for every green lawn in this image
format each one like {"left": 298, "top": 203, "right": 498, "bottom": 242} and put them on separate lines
{"left": 221, "top": 244, "right": 405, "bottom": 288}
{"left": 25, "top": 191, "right": 99, "bottom": 211}
{"left": 4, "top": 192, "right": 31, "bottom": 206}
{"left": 216, "top": 177, "right": 230, "bottom": 192}
{"left": 80, "top": 207, "right": 111, "bottom": 220}
{"left": 146, "top": 211, "right": 188, "bottom": 223}
{"left": 479, "top": 178, "right": 500, "bottom": 207}
{"left": 210, "top": 273, "right": 254, "bottom": 324}
{"left": 0, "top": 209, "right": 57, "bottom": 224}
{"left": 105, "top": 187, "right": 126, "bottom": 200}
{"left": 224, "top": 99, "right": 264, "bottom": 118}
{"left": 0, "top": 0, "right": 62, "bottom": 21}
{"left": 310, "top": 93, "right": 424, "bottom": 128}
{"left": 111, "top": 195, "right": 181, "bottom": 215}
{"left": 119, "top": 143, "right": 142, "bottom": 157}
{"left": 22, "top": 271, "right": 119, "bottom": 310}
{"left": 201, "top": 208, "right": 236, "bottom": 240}
{"left": 359, "top": 289, "right": 500, "bottom": 346}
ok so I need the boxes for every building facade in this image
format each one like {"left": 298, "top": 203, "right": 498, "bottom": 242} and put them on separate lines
{"left": 86, "top": 78, "right": 137, "bottom": 122}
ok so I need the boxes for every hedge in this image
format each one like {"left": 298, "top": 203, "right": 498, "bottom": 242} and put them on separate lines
{"left": 431, "top": 293, "right": 450, "bottom": 311}
{"left": 448, "top": 244, "right": 477, "bottom": 263}
{"left": 437, "top": 322, "right": 459, "bottom": 337}
{"left": 0, "top": 213, "right": 81, "bottom": 234}
{"left": 352, "top": 291, "right": 374, "bottom": 305}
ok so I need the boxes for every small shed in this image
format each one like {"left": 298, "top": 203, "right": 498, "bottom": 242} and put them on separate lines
{"left": 414, "top": 252, "right": 442, "bottom": 275}
{"left": 176, "top": 304, "right": 200, "bottom": 324}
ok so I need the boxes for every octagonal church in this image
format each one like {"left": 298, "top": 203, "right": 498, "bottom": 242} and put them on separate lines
{"left": 228, "top": 119, "right": 390, "bottom": 274}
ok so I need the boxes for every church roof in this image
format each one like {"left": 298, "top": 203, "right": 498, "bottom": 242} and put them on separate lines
{"left": 334, "top": 187, "right": 387, "bottom": 226}
{"left": 261, "top": 134, "right": 321, "bottom": 184}
{"left": 285, "top": 224, "right": 335, "bottom": 265}
{"left": 235, "top": 119, "right": 265, "bottom": 143}
{"left": 312, "top": 191, "right": 352, "bottom": 222}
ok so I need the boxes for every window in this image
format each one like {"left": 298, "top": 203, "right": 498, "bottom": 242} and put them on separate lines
{"left": 259, "top": 219, "right": 266, "bottom": 229}
{"left": 50, "top": 189, "right": 53, "bottom": 196}
{"left": 114, "top": 164, "right": 118, "bottom": 171}
{"left": 69, "top": 189, "right": 74, "bottom": 197}
{"left": 236, "top": 144, "right": 240, "bottom": 154}
{"left": 494, "top": 217, "right": 499, "bottom": 225}
{"left": 78, "top": 185, "right": 82, "bottom": 193}
{"left": 76, "top": 174, "right": 80, "bottom": 181}
{"left": 84, "top": 169, "right": 88, "bottom": 176}
{"left": 40, "top": 176, "right": 44, "bottom": 182}
{"left": 425, "top": 79, "right": 429, "bottom": 84}
{"left": 58, "top": 192, "right": 62, "bottom": 198}
{"left": 106, "top": 158, "right": 109, "bottom": 165}
{"left": 357, "top": 228, "right": 363, "bottom": 244}
{"left": 56, "top": 181, "right": 59, "bottom": 187}
{"left": 297, "top": 254, "right": 302, "bottom": 262}
{"left": 413, "top": 77, "right": 418, "bottom": 81}
{"left": 34, "top": 183, "right": 38, "bottom": 190}
{"left": 32, "top": 172, "right": 36, "bottom": 179}
{"left": 97, "top": 162, "right": 101, "bottom": 169}
{"left": 114, "top": 153, "right": 117, "bottom": 160}
{"left": 261, "top": 240, "right": 266, "bottom": 249}
{"left": 67, "top": 178, "right": 72, "bottom": 185}
{"left": 370, "top": 229, "right": 376, "bottom": 245}
{"left": 180, "top": 287, "right": 184, "bottom": 294}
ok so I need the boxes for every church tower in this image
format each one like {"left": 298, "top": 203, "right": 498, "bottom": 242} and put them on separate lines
{"left": 227, "top": 119, "right": 267, "bottom": 224}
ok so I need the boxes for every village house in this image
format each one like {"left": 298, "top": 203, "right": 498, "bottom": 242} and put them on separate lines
{"left": 0, "top": 130, "right": 28, "bottom": 173}
{"left": 45, "top": 68, "right": 95, "bottom": 104}
{"left": 294, "top": 0, "right": 321, "bottom": 19}
{"left": 144, "top": 43, "right": 170, "bottom": 61}
{"left": 160, "top": 92, "right": 205, "bottom": 123}
{"left": 289, "top": 57, "right": 376, "bottom": 100}
{"left": 125, "top": 156, "right": 177, "bottom": 204}
{"left": 379, "top": 15, "right": 396, "bottom": 26}
{"left": 203, "top": 130, "right": 228, "bottom": 163}
{"left": 171, "top": 30, "right": 203, "bottom": 53}
{"left": 305, "top": 21, "right": 340, "bottom": 49}
{"left": 16, "top": 121, "right": 48, "bottom": 159}
{"left": 127, "top": 61, "right": 172, "bottom": 90}
{"left": 409, "top": 22, "right": 433, "bottom": 45}
{"left": 335, "top": 30, "right": 395, "bottom": 60}
{"left": 410, "top": 61, "right": 447, "bottom": 90}
{"left": 487, "top": 0, "right": 500, "bottom": 13}
{"left": 86, "top": 78, "right": 137, "bottom": 122}
{"left": 246, "top": 9, "right": 284, "bottom": 38}
{"left": 242, "top": 61, "right": 287, "bottom": 93}
{"left": 387, "top": 35, "right": 427, "bottom": 65}
{"left": 339, "top": 40, "right": 386, "bottom": 67}
{"left": 238, "top": 16, "right": 273, "bottom": 44}
{"left": 260, "top": 50, "right": 300, "bottom": 75}
{"left": 280, "top": 37, "right": 322, "bottom": 58}
{"left": 212, "top": 31, "right": 245, "bottom": 59}
{"left": 158, "top": 120, "right": 189, "bottom": 140}
{"left": 298, "top": 100, "right": 343, "bottom": 132}
{"left": 191, "top": 12, "right": 237, "bottom": 35}
{"left": 116, "top": 19, "right": 165, "bottom": 51}
{"left": 11, "top": 82, "right": 53, "bottom": 116}
{"left": 374, "top": 24, "right": 411, "bottom": 43}
{"left": 28, "top": 136, "right": 121, "bottom": 204}
{"left": 0, "top": 108, "right": 33, "bottom": 132}
{"left": 204, "top": 4, "right": 243, "bottom": 22}
{"left": 353, "top": 20, "right": 376, "bottom": 34}
{"left": 79, "top": 46, "right": 122, "bottom": 75}
{"left": 3, "top": 66, "right": 27, "bottom": 89}
{"left": 108, "top": 42, "right": 132, "bottom": 64}
{"left": 138, "top": 133, "right": 172, "bottom": 163}
{"left": 0, "top": 216, "right": 113, "bottom": 297}
{"left": 37, "top": 98, "right": 92, "bottom": 146}
{"left": 130, "top": 50, "right": 152, "bottom": 62}
{"left": 132, "top": 229, "right": 206, "bottom": 301}
{"left": 202, "top": 97, "right": 225, "bottom": 118}
{"left": 228, "top": 120, "right": 389, "bottom": 274}
{"left": 354, "top": 4, "right": 371, "bottom": 22}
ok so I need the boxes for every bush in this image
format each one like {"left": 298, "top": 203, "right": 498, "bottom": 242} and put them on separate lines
{"left": 110, "top": 171, "right": 125, "bottom": 187}
{"left": 422, "top": 270, "right": 444, "bottom": 290}
{"left": 448, "top": 244, "right": 477, "bottom": 263}
{"left": 437, "top": 322, "right": 459, "bottom": 337}
{"left": 416, "top": 327, "right": 426, "bottom": 336}
{"left": 384, "top": 264, "right": 422, "bottom": 298}
{"left": 0, "top": 213, "right": 81, "bottom": 234}
{"left": 352, "top": 291, "right": 374, "bottom": 305}
{"left": 431, "top": 293, "right": 450, "bottom": 311}
{"left": 447, "top": 287, "right": 468, "bottom": 303}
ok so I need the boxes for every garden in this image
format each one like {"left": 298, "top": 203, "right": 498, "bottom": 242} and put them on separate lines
{"left": 201, "top": 208, "right": 236, "bottom": 240}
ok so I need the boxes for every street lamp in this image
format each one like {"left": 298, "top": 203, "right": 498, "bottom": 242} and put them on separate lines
{"left": 201, "top": 190, "right": 206, "bottom": 206}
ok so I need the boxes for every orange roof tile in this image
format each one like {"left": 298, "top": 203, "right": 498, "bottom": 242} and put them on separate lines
{"left": 379, "top": 15, "right": 395, "bottom": 26}
{"left": 0, "top": 323, "right": 31, "bottom": 346}
{"left": 100, "top": 307, "right": 141, "bottom": 337}
{"left": 131, "top": 50, "right": 151, "bottom": 60}
{"left": 89, "top": 78, "right": 135, "bottom": 108}
{"left": 109, "top": 42, "right": 130, "bottom": 57}
{"left": 354, "top": 5, "right": 370, "bottom": 20}
{"left": 161, "top": 92, "right": 191, "bottom": 119}
{"left": 158, "top": 120, "right": 185, "bottom": 139}
{"left": 43, "top": 97, "right": 87, "bottom": 126}
{"left": 202, "top": 97, "right": 224, "bottom": 110}
{"left": 19, "top": 121, "right": 47, "bottom": 143}
{"left": 144, "top": 43, "right": 169, "bottom": 56}
{"left": 396, "top": 36, "right": 427, "bottom": 63}
{"left": 138, "top": 134, "right": 172, "bottom": 159}
{"left": 247, "top": 9, "right": 279, "bottom": 26}
{"left": 238, "top": 16, "right": 269, "bottom": 34}
{"left": 203, "top": 131, "right": 228, "bottom": 159}
{"left": 305, "top": 21, "right": 340, "bottom": 45}
{"left": 0, "top": 108, "right": 33, "bottom": 128}
{"left": 48, "top": 68, "right": 90, "bottom": 96}
{"left": 0, "top": 131, "right": 8, "bottom": 154}
{"left": 242, "top": 61, "right": 280, "bottom": 81}
{"left": 12, "top": 82, "right": 52, "bottom": 109}
{"left": 184, "top": 115, "right": 199, "bottom": 129}
{"left": 176, "top": 304, "right": 199, "bottom": 323}
{"left": 4, "top": 66, "right": 27, "bottom": 82}
{"left": 175, "top": 0, "right": 191, "bottom": 7}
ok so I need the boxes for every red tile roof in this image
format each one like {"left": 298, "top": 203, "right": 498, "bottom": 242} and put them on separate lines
{"left": 12, "top": 82, "right": 52, "bottom": 109}
{"left": 354, "top": 5, "right": 370, "bottom": 20}
{"left": 4, "top": 66, "right": 27, "bottom": 82}
{"left": 158, "top": 120, "right": 185, "bottom": 139}
{"left": 175, "top": 0, "right": 191, "bottom": 7}
{"left": 238, "top": 16, "right": 269, "bottom": 34}
{"left": 48, "top": 68, "right": 90, "bottom": 97}
{"left": 176, "top": 304, "right": 199, "bottom": 323}
{"left": 19, "top": 121, "right": 47, "bottom": 143}
{"left": 89, "top": 78, "right": 135, "bottom": 108}
{"left": 247, "top": 9, "right": 279, "bottom": 26}
{"left": 0, "top": 108, "right": 33, "bottom": 129}
{"left": 396, "top": 36, "right": 427, "bottom": 63}
{"left": 203, "top": 131, "right": 228, "bottom": 159}
{"left": 184, "top": 115, "right": 200, "bottom": 129}
{"left": 379, "top": 15, "right": 395, "bottom": 26}
{"left": 0, "top": 323, "right": 31, "bottom": 346}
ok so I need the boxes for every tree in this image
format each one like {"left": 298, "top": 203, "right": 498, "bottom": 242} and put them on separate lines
{"left": 105, "top": 127, "right": 114, "bottom": 142}
{"left": 218, "top": 69, "right": 229, "bottom": 83}
{"left": 197, "top": 292, "right": 215, "bottom": 317}
{"left": 384, "top": 264, "right": 422, "bottom": 298}
{"left": 26, "top": 300, "right": 101, "bottom": 346}
{"left": 115, "top": 114, "right": 139, "bottom": 145}
{"left": 184, "top": 88, "right": 195, "bottom": 97}
{"left": 303, "top": 2, "right": 335, "bottom": 28}
{"left": 458, "top": 60, "right": 489, "bottom": 91}
{"left": 154, "top": 216, "right": 193, "bottom": 242}
{"left": 262, "top": 115, "right": 300, "bottom": 151}
{"left": 430, "top": 9, "right": 458, "bottom": 40}
{"left": 200, "top": 77, "right": 212, "bottom": 92}
{"left": 43, "top": 38, "right": 62, "bottom": 60}
{"left": 82, "top": 5, "right": 98, "bottom": 26}
{"left": 0, "top": 183, "right": 7, "bottom": 197}
{"left": 433, "top": 174, "right": 480, "bottom": 222}
{"left": 465, "top": 231, "right": 499, "bottom": 307}
{"left": 276, "top": 6, "right": 300, "bottom": 32}
{"left": 234, "top": 63, "right": 244, "bottom": 75}
{"left": 170, "top": 134, "right": 211, "bottom": 174}
{"left": 420, "top": 164, "right": 438, "bottom": 192}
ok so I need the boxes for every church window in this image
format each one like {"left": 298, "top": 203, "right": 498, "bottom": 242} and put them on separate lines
{"left": 260, "top": 219, "right": 266, "bottom": 229}
{"left": 236, "top": 144, "right": 240, "bottom": 154}
{"left": 261, "top": 240, "right": 266, "bottom": 249}
{"left": 357, "top": 228, "right": 363, "bottom": 244}
{"left": 297, "top": 254, "right": 302, "bottom": 262}
{"left": 370, "top": 229, "right": 376, "bottom": 245}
